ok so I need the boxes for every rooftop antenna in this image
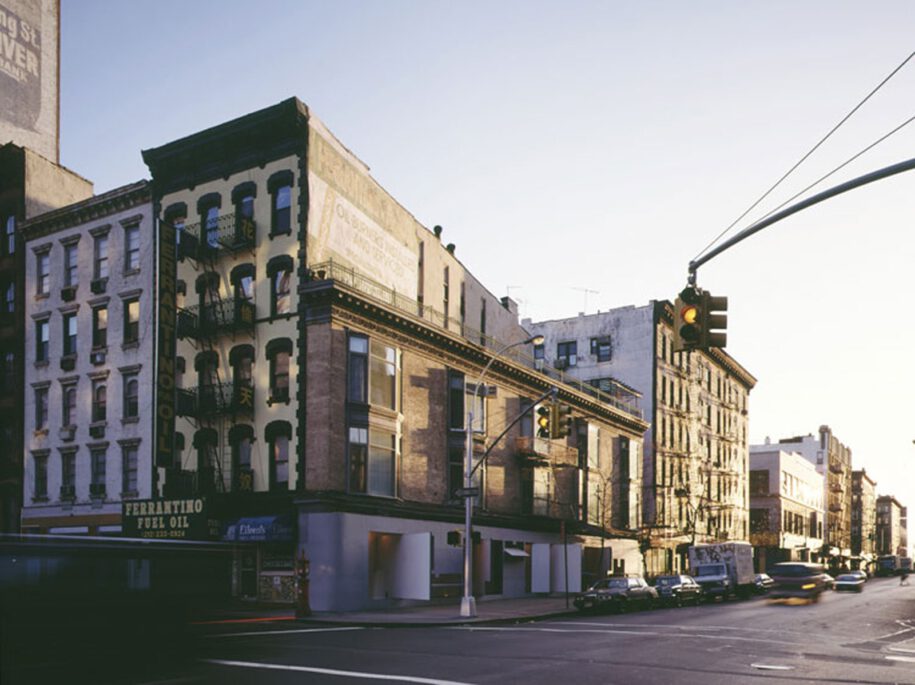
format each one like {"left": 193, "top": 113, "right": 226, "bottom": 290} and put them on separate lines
{"left": 572, "top": 287, "right": 599, "bottom": 313}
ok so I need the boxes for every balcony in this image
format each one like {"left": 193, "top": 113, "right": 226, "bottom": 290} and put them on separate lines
{"left": 177, "top": 381, "right": 255, "bottom": 418}
{"left": 178, "top": 299, "right": 255, "bottom": 340}
{"left": 829, "top": 461, "right": 844, "bottom": 474}
{"left": 179, "top": 213, "right": 256, "bottom": 261}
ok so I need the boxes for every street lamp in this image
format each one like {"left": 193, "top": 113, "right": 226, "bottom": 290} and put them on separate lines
{"left": 461, "top": 333, "right": 544, "bottom": 618}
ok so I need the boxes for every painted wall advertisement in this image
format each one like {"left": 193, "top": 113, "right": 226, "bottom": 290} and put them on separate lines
{"left": 0, "top": 0, "right": 58, "bottom": 161}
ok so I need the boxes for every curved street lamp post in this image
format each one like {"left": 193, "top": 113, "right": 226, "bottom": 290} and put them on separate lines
{"left": 461, "top": 334, "right": 543, "bottom": 618}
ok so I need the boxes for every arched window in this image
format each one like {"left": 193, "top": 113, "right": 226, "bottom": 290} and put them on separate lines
{"left": 229, "top": 424, "right": 255, "bottom": 491}
{"left": 267, "top": 170, "right": 294, "bottom": 237}
{"left": 266, "top": 338, "right": 292, "bottom": 403}
{"left": 92, "top": 380, "right": 107, "bottom": 422}
{"left": 62, "top": 386, "right": 77, "bottom": 427}
{"left": 229, "top": 344, "right": 255, "bottom": 412}
{"left": 4, "top": 215, "right": 15, "bottom": 255}
{"left": 231, "top": 181, "right": 257, "bottom": 246}
{"left": 195, "top": 351, "right": 219, "bottom": 412}
{"left": 267, "top": 254, "right": 293, "bottom": 316}
{"left": 193, "top": 427, "right": 219, "bottom": 494}
{"left": 230, "top": 263, "right": 256, "bottom": 303}
{"left": 197, "top": 193, "right": 222, "bottom": 249}
{"left": 265, "top": 420, "right": 292, "bottom": 491}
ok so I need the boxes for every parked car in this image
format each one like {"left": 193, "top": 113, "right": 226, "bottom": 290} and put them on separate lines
{"left": 834, "top": 573, "right": 866, "bottom": 593}
{"left": 573, "top": 576, "right": 658, "bottom": 613}
{"left": 754, "top": 573, "right": 775, "bottom": 594}
{"left": 769, "top": 562, "right": 827, "bottom": 602}
{"left": 820, "top": 573, "right": 835, "bottom": 590}
{"left": 653, "top": 575, "right": 703, "bottom": 606}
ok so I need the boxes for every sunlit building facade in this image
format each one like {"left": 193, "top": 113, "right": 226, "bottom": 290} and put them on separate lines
{"left": 20, "top": 181, "right": 153, "bottom": 534}
{"left": 851, "top": 469, "right": 877, "bottom": 569}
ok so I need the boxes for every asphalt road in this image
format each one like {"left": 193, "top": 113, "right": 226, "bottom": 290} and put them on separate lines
{"left": 195, "top": 577, "right": 915, "bottom": 685}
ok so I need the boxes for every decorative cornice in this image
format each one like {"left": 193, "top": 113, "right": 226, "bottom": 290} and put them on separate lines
{"left": 21, "top": 181, "right": 150, "bottom": 241}
{"left": 303, "top": 280, "right": 650, "bottom": 435}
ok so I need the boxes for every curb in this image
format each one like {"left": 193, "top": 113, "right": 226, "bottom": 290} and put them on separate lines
{"left": 295, "top": 609, "right": 580, "bottom": 629}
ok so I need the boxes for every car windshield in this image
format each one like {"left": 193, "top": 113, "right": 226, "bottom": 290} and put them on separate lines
{"left": 589, "top": 578, "right": 628, "bottom": 590}
{"left": 772, "top": 565, "right": 821, "bottom": 578}
{"left": 836, "top": 574, "right": 858, "bottom": 581}
{"left": 655, "top": 576, "right": 678, "bottom": 586}
{"left": 695, "top": 564, "right": 725, "bottom": 577}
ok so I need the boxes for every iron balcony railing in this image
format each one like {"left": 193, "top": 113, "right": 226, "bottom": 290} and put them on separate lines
{"left": 178, "top": 213, "right": 256, "bottom": 260}
{"left": 177, "top": 299, "right": 256, "bottom": 340}
{"left": 307, "top": 260, "right": 642, "bottom": 419}
{"left": 176, "top": 381, "right": 255, "bottom": 418}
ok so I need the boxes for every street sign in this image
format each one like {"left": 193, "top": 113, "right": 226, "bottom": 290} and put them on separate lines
{"left": 455, "top": 487, "right": 480, "bottom": 498}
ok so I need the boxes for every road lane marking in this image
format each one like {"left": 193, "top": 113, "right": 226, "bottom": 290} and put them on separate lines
{"left": 888, "top": 646, "right": 915, "bottom": 653}
{"left": 206, "top": 626, "right": 365, "bottom": 639}
{"left": 886, "top": 655, "right": 915, "bottom": 663}
{"left": 750, "top": 664, "right": 794, "bottom": 671}
{"left": 203, "top": 659, "right": 475, "bottom": 684}
{"left": 451, "top": 626, "right": 658, "bottom": 635}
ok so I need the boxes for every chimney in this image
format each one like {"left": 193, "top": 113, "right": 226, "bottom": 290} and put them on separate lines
{"left": 433, "top": 225, "right": 443, "bottom": 239}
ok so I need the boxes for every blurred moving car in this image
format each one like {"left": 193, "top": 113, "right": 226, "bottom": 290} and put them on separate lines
{"left": 653, "top": 575, "right": 703, "bottom": 606}
{"left": 820, "top": 573, "right": 835, "bottom": 590}
{"left": 754, "top": 573, "right": 775, "bottom": 594}
{"left": 834, "top": 573, "right": 866, "bottom": 592}
{"left": 847, "top": 570, "right": 868, "bottom": 582}
{"left": 573, "top": 576, "right": 658, "bottom": 613}
{"left": 769, "top": 562, "right": 827, "bottom": 602}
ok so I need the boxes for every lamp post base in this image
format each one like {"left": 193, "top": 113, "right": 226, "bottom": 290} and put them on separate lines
{"left": 460, "top": 596, "right": 477, "bottom": 618}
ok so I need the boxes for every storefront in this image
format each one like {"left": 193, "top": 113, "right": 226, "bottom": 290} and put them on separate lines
{"left": 223, "top": 514, "right": 296, "bottom": 603}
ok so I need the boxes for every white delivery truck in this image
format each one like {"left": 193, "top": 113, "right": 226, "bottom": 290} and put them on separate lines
{"left": 688, "top": 542, "right": 755, "bottom": 600}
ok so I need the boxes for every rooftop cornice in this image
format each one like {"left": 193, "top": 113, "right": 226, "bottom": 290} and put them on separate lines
{"left": 20, "top": 181, "right": 150, "bottom": 240}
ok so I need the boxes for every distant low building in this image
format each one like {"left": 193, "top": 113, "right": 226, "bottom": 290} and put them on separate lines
{"left": 851, "top": 469, "right": 877, "bottom": 569}
{"left": 877, "top": 495, "right": 906, "bottom": 557}
{"left": 748, "top": 444, "right": 824, "bottom": 570}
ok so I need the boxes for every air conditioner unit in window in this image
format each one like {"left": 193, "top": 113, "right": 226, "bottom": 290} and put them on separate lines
{"left": 61, "top": 286, "right": 77, "bottom": 302}
{"left": 554, "top": 358, "right": 569, "bottom": 370}
{"left": 59, "top": 426, "right": 76, "bottom": 441}
{"left": 60, "top": 355, "right": 76, "bottom": 371}
{"left": 90, "top": 351, "right": 106, "bottom": 365}
{"left": 90, "top": 278, "right": 107, "bottom": 294}
{"left": 89, "top": 424, "right": 105, "bottom": 439}
{"left": 89, "top": 483, "right": 106, "bottom": 498}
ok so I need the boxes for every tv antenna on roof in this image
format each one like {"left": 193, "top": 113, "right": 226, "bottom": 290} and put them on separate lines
{"left": 572, "top": 287, "right": 599, "bottom": 313}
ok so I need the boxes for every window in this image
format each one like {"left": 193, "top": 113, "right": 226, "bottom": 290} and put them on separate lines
{"left": 448, "top": 443, "right": 464, "bottom": 499}
{"left": 4, "top": 280, "right": 13, "bottom": 314}
{"left": 591, "top": 337, "right": 611, "bottom": 362}
{"left": 557, "top": 341, "right": 577, "bottom": 366}
{"left": 92, "top": 380, "right": 107, "bottom": 422}
{"left": 268, "top": 171, "right": 294, "bottom": 236}
{"left": 194, "top": 428, "right": 219, "bottom": 494}
{"left": 34, "top": 454, "right": 47, "bottom": 499}
{"left": 61, "top": 451, "right": 76, "bottom": 491}
{"left": 123, "top": 372, "right": 139, "bottom": 418}
{"left": 36, "top": 251, "right": 50, "bottom": 295}
{"left": 347, "top": 334, "right": 398, "bottom": 410}
{"left": 266, "top": 421, "right": 292, "bottom": 491}
{"left": 203, "top": 206, "right": 219, "bottom": 248}
{"left": 480, "top": 297, "right": 486, "bottom": 345}
{"left": 62, "top": 385, "right": 77, "bottom": 426}
{"left": 443, "top": 266, "right": 449, "bottom": 326}
{"left": 34, "top": 387, "right": 48, "bottom": 430}
{"left": 448, "top": 371, "right": 465, "bottom": 430}
{"left": 4, "top": 216, "right": 14, "bottom": 255}
{"left": 35, "top": 319, "right": 51, "bottom": 362}
{"left": 533, "top": 343, "right": 544, "bottom": 360}
{"left": 123, "top": 298, "right": 139, "bottom": 343}
{"left": 272, "top": 265, "right": 290, "bottom": 315}
{"left": 230, "top": 425, "right": 254, "bottom": 491}
{"left": 91, "top": 448, "right": 106, "bottom": 496}
{"left": 64, "top": 243, "right": 78, "bottom": 287}
{"left": 93, "top": 306, "right": 107, "bottom": 348}
{"left": 232, "top": 264, "right": 255, "bottom": 302}
{"left": 93, "top": 233, "right": 109, "bottom": 280}
{"left": 233, "top": 183, "right": 256, "bottom": 245}
{"left": 122, "top": 444, "right": 138, "bottom": 494}
{"left": 348, "top": 426, "right": 396, "bottom": 497}
{"left": 63, "top": 312, "right": 77, "bottom": 356}
{"left": 266, "top": 338, "right": 292, "bottom": 402}
{"left": 124, "top": 224, "right": 140, "bottom": 271}
{"left": 230, "top": 345, "right": 255, "bottom": 410}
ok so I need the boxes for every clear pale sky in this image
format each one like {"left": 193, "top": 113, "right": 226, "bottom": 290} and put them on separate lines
{"left": 61, "top": 1, "right": 915, "bottom": 519}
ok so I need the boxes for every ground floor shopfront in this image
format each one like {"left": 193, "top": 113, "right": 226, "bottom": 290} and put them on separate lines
{"left": 296, "top": 509, "right": 644, "bottom": 612}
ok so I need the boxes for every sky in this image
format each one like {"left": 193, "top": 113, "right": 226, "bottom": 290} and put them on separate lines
{"left": 61, "top": 1, "right": 915, "bottom": 515}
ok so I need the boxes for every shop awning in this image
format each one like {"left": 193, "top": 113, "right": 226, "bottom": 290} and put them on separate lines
{"left": 504, "top": 547, "right": 530, "bottom": 558}
{"left": 223, "top": 514, "right": 295, "bottom": 542}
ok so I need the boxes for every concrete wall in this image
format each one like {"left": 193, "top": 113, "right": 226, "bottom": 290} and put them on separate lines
{"left": 24, "top": 149, "right": 92, "bottom": 218}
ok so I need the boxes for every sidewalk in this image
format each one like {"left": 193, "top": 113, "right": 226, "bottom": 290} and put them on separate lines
{"left": 195, "top": 595, "right": 579, "bottom": 628}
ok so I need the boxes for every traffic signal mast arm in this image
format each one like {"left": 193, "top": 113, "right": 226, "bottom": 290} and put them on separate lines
{"left": 470, "top": 386, "right": 557, "bottom": 478}
{"left": 688, "top": 156, "right": 915, "bottom": 285}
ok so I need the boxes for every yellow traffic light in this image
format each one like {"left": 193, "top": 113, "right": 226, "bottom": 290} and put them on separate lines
{"left": 536, "top": 403, "right": 552, "bottom": 438}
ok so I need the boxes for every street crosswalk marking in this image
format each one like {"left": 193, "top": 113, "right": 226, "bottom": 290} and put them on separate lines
{"left": 203, "top": 659, "right": 475, "bottom": 684}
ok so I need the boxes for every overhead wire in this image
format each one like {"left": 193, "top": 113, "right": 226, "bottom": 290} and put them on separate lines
{"left": 693, "top": 49, "right": 915, "bottom": 263}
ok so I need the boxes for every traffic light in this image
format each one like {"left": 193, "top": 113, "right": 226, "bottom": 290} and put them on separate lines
{"left": 536, "top": 402, "right": 552, "bottom": 438}
{"left": 700, "top": 291, "right": 728, "bottom": 349}
{"left": 551, "top": 403, "right": 573, "bottom": 439}
{"left": 672, "top": 286, "right": 702, "bottom": 352}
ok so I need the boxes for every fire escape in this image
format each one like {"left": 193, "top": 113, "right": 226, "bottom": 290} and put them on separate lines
{"left": 172, "top": 211, "right": 257, "bottom": 498}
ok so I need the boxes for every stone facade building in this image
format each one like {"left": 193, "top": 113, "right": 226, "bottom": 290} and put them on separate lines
{"left": 748, "top": 445, "right": 824, "bottom": 570}
{"left": 851, "top": 469, "right": 877, "bottom": 569}
{"left": 142, "top": 98, "right": 650, "bottom": 610}
{"left": 775, "top": 426, "right": 853, "bottom": 565}
{"left": 0, "top": 143, "right": 92, "bottom": 532}
{"left": 876, "top": 494, "right": 906, "bottom": 557}
{"left": 19, "top": 181, "right": 154, "bottom": 535}
{"left": 525, "top": 302, "right": 756, "bottom": 577}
